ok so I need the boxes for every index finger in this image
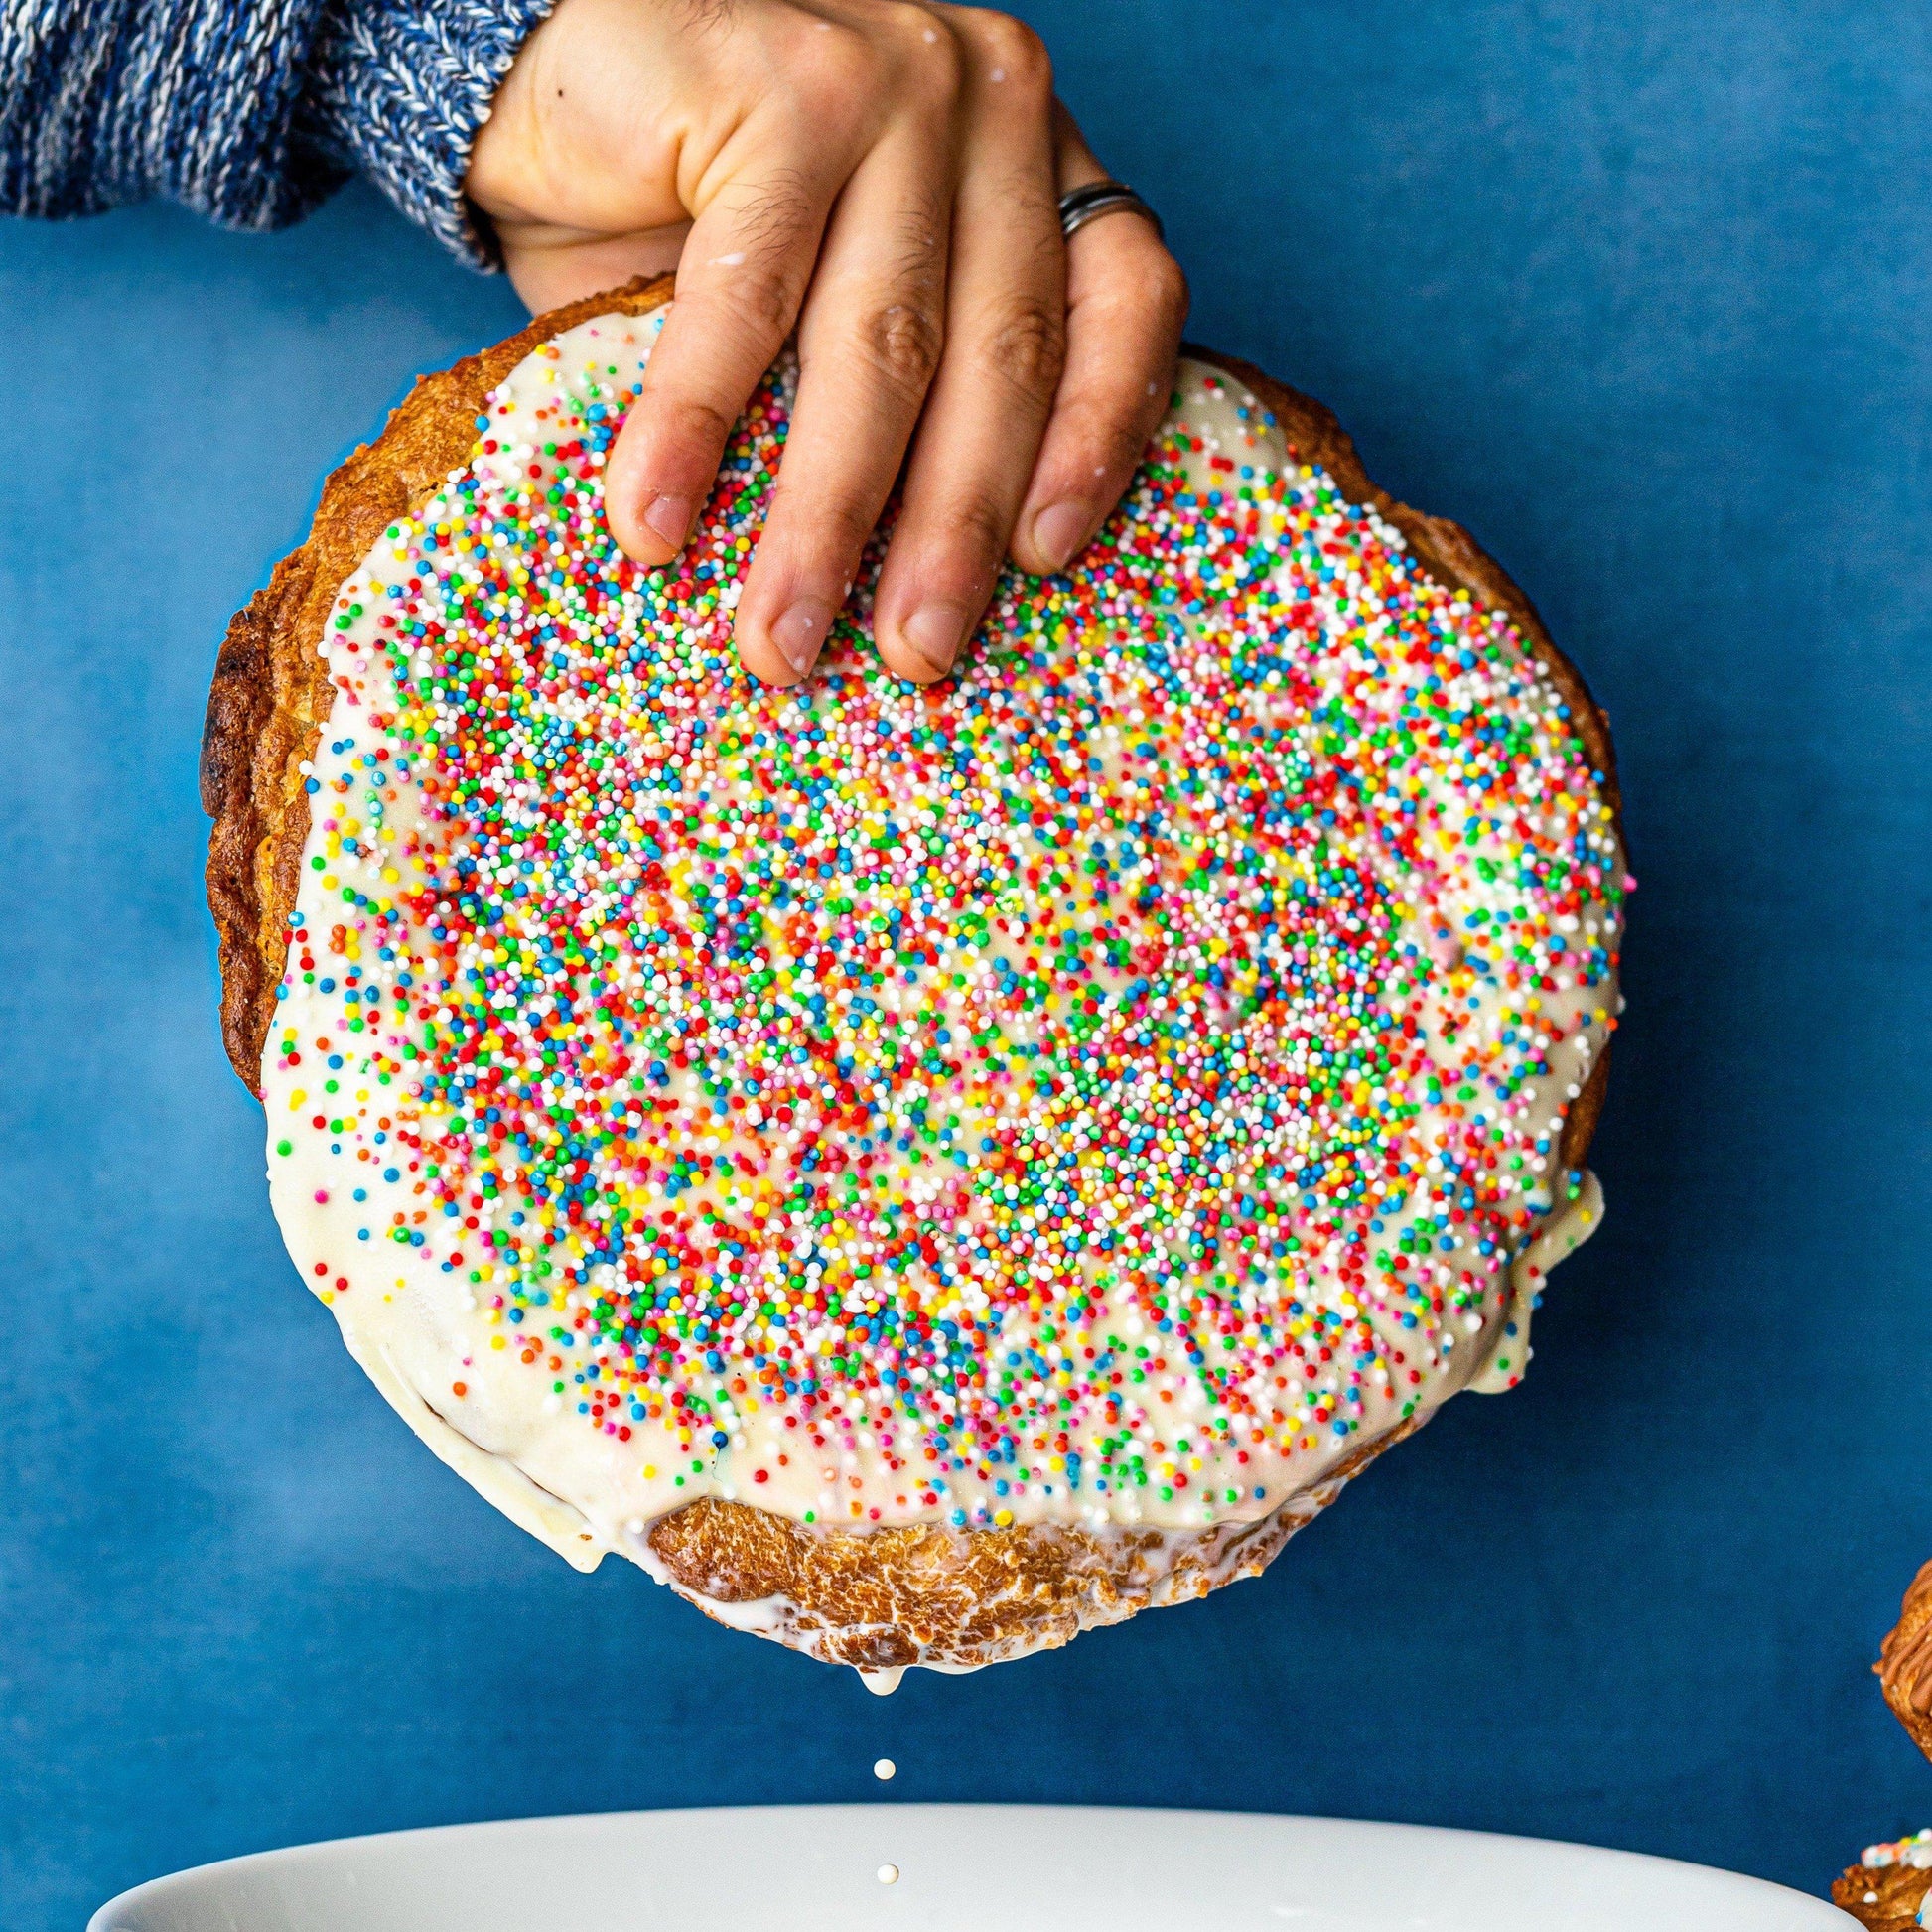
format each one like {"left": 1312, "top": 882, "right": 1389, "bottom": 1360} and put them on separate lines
{"left": 603, "top": 162, "right": 838, "bottom": 568}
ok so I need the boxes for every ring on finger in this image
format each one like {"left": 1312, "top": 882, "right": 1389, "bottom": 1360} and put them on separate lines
{"left": 1057, "top": 180, "right": 1163, "bottom": 243}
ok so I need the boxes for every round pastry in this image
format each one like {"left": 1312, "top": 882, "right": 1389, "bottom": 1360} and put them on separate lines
{"left": 1880, "top": 1558, "right": 1932, "bottom": 1758}
{"left": 203, "top": 277, "right": 1625, "bottom": 1683}
{"left": 1834, "top": 1833, "right": 1932, "bottom": 1932}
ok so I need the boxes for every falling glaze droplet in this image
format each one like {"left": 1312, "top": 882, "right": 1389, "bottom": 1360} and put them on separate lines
{"left": 874, "top": 1757, "right": 897, "bottom": 1781}
{"left": 858, "top": 1666, "right": 904, "bottom": 1696}
{"left": 878, "top": 1864, "right": 899, "bottom": 1886}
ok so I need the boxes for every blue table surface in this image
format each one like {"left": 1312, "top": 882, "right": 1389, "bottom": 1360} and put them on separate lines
{"left": 6, "top": 1, "right": 1931, "bottom": 1923}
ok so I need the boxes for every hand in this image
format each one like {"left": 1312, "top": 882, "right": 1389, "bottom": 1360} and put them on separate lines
{"left": 467, "top": 0, "right": 1187, "bottom": 687}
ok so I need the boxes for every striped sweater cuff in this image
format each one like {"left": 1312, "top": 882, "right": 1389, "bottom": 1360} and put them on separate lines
{"left": 299, "top": 0, "right": 557, "bottom": 268}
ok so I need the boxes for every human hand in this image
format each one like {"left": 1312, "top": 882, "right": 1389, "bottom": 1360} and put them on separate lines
{"left": 467, "top": 0, "right": 1186, "bottom": 688}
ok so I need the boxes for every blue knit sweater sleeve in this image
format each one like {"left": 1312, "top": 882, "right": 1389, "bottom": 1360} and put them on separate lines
{"left": 299, "top": 0, "right": 555, "bottom": 264}
{"left": 0, "top": 0, "right": 555, "bottom": 265}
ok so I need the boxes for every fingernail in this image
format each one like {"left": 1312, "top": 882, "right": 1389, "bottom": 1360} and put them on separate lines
{"left": 901, "top": 603, "right": 969, "bottom": 679}
{"left": 642, "top": 493, "right": 692, "bottom": 549}
{"left": 1031, "top": 499, "right": 1092, "bottom": 573}
{"left": 770, "top": 598, "right": 835, "bottom": 677}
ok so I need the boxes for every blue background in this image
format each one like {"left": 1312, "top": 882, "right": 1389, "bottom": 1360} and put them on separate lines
{"left": 4, "top": 1, "right": 1930, "bottom": 1924}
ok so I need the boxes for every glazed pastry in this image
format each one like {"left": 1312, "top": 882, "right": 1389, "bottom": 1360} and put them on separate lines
{"left": 204, "top": 278, "right": 1625, "bottom": 1681}
{"left": 1835, "top": 1833, "right": 1932, "bottom": 1931}
{"left": 1880, "top": 1559, "right": 1932, "bottom": 1758}
{"left": 1827, "top": 1570, "right": 1932, "bottom": 1927}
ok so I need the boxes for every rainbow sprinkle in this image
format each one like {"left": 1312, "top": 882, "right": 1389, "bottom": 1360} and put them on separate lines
{"left": 263, "top": 312, "right": 1624, "bottom": 1536}
{"left": 1865, "top": 1834, "right": 1932, "bottom": 1870}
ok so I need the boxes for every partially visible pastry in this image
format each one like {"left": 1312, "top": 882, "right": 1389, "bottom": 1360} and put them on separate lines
{"left": 1881, "top": 1560, "right": 1932, "bottom": 1759}
{"left": 1840, "top": 1565, "right": 1932, "bottom": 1929}
{"left": 1835, "top": 1834, "right": 1932, "bottom": 1932}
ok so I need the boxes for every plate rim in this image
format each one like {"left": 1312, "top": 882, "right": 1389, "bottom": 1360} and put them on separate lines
{"left": 88, "top": 1801, "right": 1857, "bottom": 1930}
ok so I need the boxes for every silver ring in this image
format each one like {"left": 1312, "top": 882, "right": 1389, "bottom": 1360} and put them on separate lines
{"left": 1058, "top": 180, "right": 1164, "bottom": 243}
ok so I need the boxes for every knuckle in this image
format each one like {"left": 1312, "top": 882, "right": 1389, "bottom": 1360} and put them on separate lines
{"left": 970, "top": 11, "right": 1052, "bottom": 96}
{"left": 857, "top": 299, "right": 946, "bottom": 399}
{"left": 903, "top": 18, "right": 964, "bottom": 104}
{"left": 831, "top": 491, "right": 883, "bottom": 552}
{"left": 1107, "top": 399, "right": 1158, "bottom": 470}
{"left": 1148, "top": 248, "right": 1190, "bottom": 325}
{"left": 647, "top": 394, "right": 739, "bottom": 484}
{"left": 944, "top": 490, "right": 1013, "bottom": 570}
{"left": 879, "top": 0, "right": 944, "bottom": 47}
{"left": 669, "top": 394, "right": 735, "bottom": 443}
{"left": 788, "top": 483, "right": 881, "bottom": 558}
{"left": 1042, "top": 389, "right": 1144, "bottom": 484}
{"left": 792, "top": 17, "right": 881, "bottom": 100}
{"left": 1076, "top": 237, "right": 1189, "bottom": 348}
{"left": 980, "top": 296, "right": 1065, "bottom": 395}
{"left": 1105, "top": 387, "right": 1163, "bottom": 468}
{"left": 759, "top": 478, "right": 875, "bottom": 587}
{"left": 717, "top": 260, "right": 799, "bottom": 346}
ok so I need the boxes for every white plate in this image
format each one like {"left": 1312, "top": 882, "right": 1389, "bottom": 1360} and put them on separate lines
{"left": 90, "top": 1803, "right": 1852, "bottom": 1931}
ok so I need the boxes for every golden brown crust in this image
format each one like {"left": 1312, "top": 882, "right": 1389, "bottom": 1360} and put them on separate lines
{"left": 1878, "top": 1559, "right": 1932, "bottom": 1759}
{"left": 201, "top": 275, "right": 679, "bottom": 1088}
{"left": 207, "top": 295, "right": 1619, "bottom": 1667}
{"left": 646, "top": 1416, "right": 1419, "bottom": 1670}
{"left": 1835, "top": 1858, "right": 1930, "bottom": 1932}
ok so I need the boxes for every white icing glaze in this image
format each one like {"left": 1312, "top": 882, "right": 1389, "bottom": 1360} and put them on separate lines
{"left": 258, "top": 305, "right": 1622, "bottom": 1647}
